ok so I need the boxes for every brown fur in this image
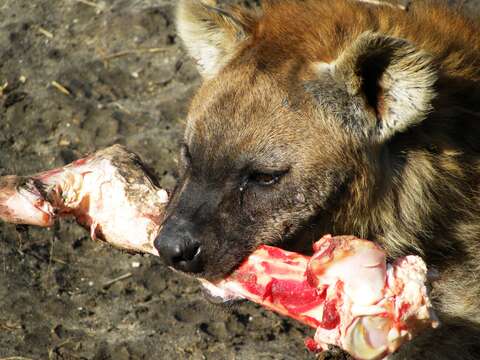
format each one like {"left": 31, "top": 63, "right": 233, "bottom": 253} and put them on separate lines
{"left": 157, "top": 1, "right": 480, "bottom": 358}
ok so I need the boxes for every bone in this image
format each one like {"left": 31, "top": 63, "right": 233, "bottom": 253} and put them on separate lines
{"left": 0, "top": 145, "right": 437, "bottom": 359}
{"left": 203, "top": 235, "right": 439, "bottom": 360}
{"left": 0, "top": 145, "right": 168, "bottom": 255}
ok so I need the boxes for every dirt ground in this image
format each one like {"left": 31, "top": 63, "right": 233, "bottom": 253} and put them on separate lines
{"left": 0, "top": 1, "right": 478, "bottom": 359}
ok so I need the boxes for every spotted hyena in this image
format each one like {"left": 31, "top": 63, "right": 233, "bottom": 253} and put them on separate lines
{"left": 154, "top": 1, "right": 480, "bottom": 358}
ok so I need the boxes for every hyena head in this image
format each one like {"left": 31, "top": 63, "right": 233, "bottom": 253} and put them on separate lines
{"left": 154, "top": 0, "right": 437, "bottom": 279}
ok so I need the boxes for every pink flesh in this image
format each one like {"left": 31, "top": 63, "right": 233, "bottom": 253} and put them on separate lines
{"left": 0, "top": 176, "right": 56, "bottom": 227}
{"left": 0, "top": 145, "right": 438, "bottom": 360}
{"left": 0, "top": 145, "right": 168, "bottom": 255}
{"left": 1, "top": 188, "right": 55, "bottom": 227}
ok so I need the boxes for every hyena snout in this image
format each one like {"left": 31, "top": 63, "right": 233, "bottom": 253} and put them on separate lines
{"left": 155, "top": 216, "right": 203, "bottom": 273}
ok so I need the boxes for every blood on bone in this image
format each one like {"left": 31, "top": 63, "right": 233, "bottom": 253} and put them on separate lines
{"left": 321, "top": 297, "right": 341, "bottom": 330}
{"left": 304, "top": 337, "right": 321, "bottom": 352}
{"left": 208, "top": 236, "right": 438, "bottom": 360}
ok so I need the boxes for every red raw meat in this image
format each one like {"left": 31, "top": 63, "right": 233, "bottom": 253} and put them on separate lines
{"left": 0, "top": 145, "right": 438, "bottom": 359}
{"left": 201, "top": 235, "right": 439, "bottom": 360}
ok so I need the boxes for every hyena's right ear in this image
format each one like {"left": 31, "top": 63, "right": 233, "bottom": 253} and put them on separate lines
{"left": 314, "top": 31, "right": 437, "bottom": 143}
{"left": 177, "top": 0, "right": 256, "bottom": 78}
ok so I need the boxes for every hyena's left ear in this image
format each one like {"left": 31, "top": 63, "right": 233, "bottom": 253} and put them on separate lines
{"left": 317, "top": 31, "right": 438, "bottom": 142}
{"left": 177, "top": 0, "right": 255, "bottom": 78}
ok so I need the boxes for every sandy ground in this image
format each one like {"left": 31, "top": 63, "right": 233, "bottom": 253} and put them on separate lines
{"left": 0, "top": 0, "right": 478, "bottom": 359}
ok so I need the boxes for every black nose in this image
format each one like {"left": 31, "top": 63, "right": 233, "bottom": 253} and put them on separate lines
{"left": 154, "top": 219, "right": 203, "bottom": 273}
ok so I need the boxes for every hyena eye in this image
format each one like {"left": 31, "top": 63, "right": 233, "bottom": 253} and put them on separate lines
{"left": 248, "top": 170, "right": 288, "bottom": 187}
{"left": 251, "top": 173, "right": 278, "bottom": 186}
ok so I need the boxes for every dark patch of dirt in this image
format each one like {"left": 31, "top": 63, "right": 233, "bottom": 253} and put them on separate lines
{"left": 0, "top": 1, "right": 477, "bottom": 359}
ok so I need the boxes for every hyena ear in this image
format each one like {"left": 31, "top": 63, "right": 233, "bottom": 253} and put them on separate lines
{"left": 177, "top": 0, "right": 254, "bottom": 78}
{"left": 320, "top": 31, "right": 437, "bottom": 141}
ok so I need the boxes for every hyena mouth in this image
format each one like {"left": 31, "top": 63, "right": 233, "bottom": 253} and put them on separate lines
{"left": 276, "top": 215, "right": 328, "bottom": 256}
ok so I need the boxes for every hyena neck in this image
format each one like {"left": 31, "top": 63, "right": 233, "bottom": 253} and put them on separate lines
{"left": 333, "top": 112, "right": 480, "bottom": 267}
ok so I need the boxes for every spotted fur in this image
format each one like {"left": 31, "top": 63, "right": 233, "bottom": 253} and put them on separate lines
{"left": 162, "top": 1, "right": 480, "bottom": 358}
